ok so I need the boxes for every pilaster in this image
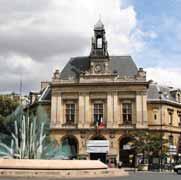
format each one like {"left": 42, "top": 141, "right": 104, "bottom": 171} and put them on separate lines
{"left": 113, "top": 92, "right": 119, "bottom": 128}
{"left": 136, "top": 92, "right": 148, "bottom": 128}
{"left": 85, "top": 93, "right": 91, "bottom": 128}
{"left": 78, "top": 93, "right": 84, "bottom": 128}
{"left": 107, "top": 92, "right": 113, "bottom": 128}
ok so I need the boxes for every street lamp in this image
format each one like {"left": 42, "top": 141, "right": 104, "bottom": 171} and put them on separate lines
{"left": 159, "top": 91, "right": 163, "bottom": 171}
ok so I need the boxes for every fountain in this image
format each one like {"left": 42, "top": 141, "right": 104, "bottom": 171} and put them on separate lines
{"left": 0, "top": 105, "right": 108, "bottom": 178}
{"left": 0, "top": 105, "right": 66, "bottom": 159}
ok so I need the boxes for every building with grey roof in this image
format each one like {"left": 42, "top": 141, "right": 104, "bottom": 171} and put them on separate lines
{"left": 29, "top": 19, "right": 181, "bottom": 167}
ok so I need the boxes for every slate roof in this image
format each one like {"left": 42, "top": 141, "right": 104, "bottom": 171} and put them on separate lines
{"left": 38, "top": 86, "right": 51, "bottom": 102}
{"left": 60, "top": 56, "right": 138, "bottom": 80}
{"left": 147, "top": 82, "right": 179, "bottom": 103}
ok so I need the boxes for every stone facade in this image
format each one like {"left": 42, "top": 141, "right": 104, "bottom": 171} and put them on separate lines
{"left": 29, "top": 20, "right": 181, "bottom": 165}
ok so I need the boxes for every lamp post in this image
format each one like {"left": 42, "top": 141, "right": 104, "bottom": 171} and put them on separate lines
{"left": 159, "top": 91, "right": 163, "bottom": 172}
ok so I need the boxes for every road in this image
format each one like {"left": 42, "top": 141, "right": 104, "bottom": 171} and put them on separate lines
{"left": 0, "top": 172, "right": 180, "bottom": 180}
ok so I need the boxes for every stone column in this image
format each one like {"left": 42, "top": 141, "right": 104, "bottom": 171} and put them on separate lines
{"left": 113, "top": 92, "right": 118, "bottom": 128}
{"left": 107, "top": 92, "right": 113, "bottom": 128}
{"left": 51, "top": 93, "right": 57, "bottom": 127}
{"left": 58, "top": 94, "right": 63, "bottom": 127}
{"left": 136, "top": 92, "right": 148, "bottom": 128}
{"left": 85, "top": 93, "right": 90, "bottom": 128}
{"left": 78, "top": 93, "right": 84, "bottom": 128}
{"left": 142, "top": 93, "right": 148, "bottom": 127}
{"left": 51, "top": 91, "right": 63, "bottom": 128}
{"left": 136, "top": 93, "right": 142, "bottom": 128}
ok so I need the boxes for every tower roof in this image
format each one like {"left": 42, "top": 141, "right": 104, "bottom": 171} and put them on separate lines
{"left": 94, "top": 19, "right": 104, "bottom": 30}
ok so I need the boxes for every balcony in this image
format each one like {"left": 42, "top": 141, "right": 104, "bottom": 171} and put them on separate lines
{"left": 90, "top": 121, "right": 107, "bottom": 129}
{"left": 62, "top": 121, "right": 78, "bottom": 128}
{"left": 119, "top": 121, "right": 135, "bottom": 129}
{"left": 50, "top": 121, "right": 78, "bottom": 129}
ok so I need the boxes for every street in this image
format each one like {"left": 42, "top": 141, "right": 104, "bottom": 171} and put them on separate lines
{"left": 0, "top": 172, "right": 180, "bottom": 180}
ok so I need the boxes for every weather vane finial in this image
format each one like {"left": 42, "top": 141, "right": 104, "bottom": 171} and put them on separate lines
{"left": 99, "top": 13, "right": 102, "bottom": 20}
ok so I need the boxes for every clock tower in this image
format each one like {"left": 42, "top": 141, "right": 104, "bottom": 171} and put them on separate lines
{"left": 90, "top": 19, "right": 109, "bottom": 74}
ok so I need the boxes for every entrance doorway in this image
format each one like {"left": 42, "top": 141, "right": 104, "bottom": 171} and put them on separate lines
{"left": 88, "top": 136, "right": 108, "bottom": 163}
{"left": 90, "top": 153, "right": 107, "bottom": 163}
{"left": 119, "top": 137, "right": 135, "bottom": 167}
{"left": 61, "top": 136, "right": 78, "bottom": 159}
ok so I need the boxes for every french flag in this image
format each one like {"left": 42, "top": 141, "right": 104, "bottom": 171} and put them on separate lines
{"left": 98, "top": 117, "right": 105, "bottom": 128}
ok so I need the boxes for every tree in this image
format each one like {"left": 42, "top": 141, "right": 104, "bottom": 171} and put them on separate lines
{"left": 0, "top": 95, "right": 19, "bottom": 117}
{"left": 128, "top": 130, "right": 168, "bottom": 164}
{"left": 0, "top": 95, "right": 19, "bottom": 134}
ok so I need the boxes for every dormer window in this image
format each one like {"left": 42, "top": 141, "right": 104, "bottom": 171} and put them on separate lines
{"left": 177, "top": 93, "right": 181, "bottom": 103}
{"left": 170, "top": 89, "right": 181, "bottom": 103}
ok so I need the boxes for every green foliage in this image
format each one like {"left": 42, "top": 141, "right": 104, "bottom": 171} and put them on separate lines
{"left": 0, "top": 95, "right": 19, "bottom": 117}
{"left": 128, "top": 130, "right": 168, "bottom": 157}
{"left": 0, "top": 95, "right": 19, "bottom": 134}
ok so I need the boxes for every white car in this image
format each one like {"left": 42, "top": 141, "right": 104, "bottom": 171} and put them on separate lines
{"left": 174, "top": 164, "right": 181, "bottom": 174}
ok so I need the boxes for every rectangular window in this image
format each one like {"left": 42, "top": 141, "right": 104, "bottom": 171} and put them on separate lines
{"left": 65, "top": 103, "right": 75, "bottom": 124}
{"left": 122, "top": 103, "right": 132, "bottom": 124}
{"left": 169, "top": 112, "right": 173, "bottom": 125}
{"left": 93, "top": 103, "right": 103, "bottom": 125}
{"left": 178, "top": 115, "right": 181, "bottom": 127}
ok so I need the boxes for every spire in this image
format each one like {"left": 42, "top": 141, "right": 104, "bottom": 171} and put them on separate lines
{"left": 94, "top": 18, "right": 104, "bottom": 31}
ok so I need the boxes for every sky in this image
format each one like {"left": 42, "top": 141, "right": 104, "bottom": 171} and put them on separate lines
{"left": 0, "top": 0, "right": 181, "bottom": 94}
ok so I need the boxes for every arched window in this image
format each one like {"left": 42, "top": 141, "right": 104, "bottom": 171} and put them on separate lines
{"left": 97, "top": 37, "right": 102, "bottom": 48}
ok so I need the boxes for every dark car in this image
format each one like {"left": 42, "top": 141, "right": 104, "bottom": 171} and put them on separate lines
{"left": 174, "top": 164, "right": 181, "bottom": 174}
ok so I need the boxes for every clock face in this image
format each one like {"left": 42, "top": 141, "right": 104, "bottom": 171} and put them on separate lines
{"left": 94, "top": 64, "right": 102, "bottom": 73}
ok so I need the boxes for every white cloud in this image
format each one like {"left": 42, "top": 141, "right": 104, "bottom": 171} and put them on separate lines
{"left": 146, "top": 67, "right": 181, "bottom": 88}
{"left": 0, "top": 0, "right": 146, "bottom": 93}
{"left": 0, "top": 0, "right": 144, "bottom": 56}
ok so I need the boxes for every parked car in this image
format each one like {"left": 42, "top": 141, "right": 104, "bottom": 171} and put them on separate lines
{"left": 174, "top": 164, "right": 181, "bottom": 174}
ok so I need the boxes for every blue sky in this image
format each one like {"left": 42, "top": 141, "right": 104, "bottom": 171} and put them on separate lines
{"left": 124, "top": 0, "right": 181, "bottom": 68}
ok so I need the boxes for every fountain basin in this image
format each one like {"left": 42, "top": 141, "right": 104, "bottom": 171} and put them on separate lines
{"left": 0, "top": 159, "right": 107, "bottom": 170}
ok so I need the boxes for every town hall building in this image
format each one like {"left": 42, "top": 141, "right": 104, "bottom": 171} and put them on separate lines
{"left": 30, "top": 20, "right": 181, "bottom": 166}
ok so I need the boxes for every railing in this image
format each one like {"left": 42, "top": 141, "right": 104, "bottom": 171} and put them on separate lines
{"left": 118, "top": 122, "right": 135, "bottom": 128}
{"left": 121, "top": 121, "right": 133, "bottom": 126}
{"left": 50, "top": 122, "right": 78, "bottom": 129}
